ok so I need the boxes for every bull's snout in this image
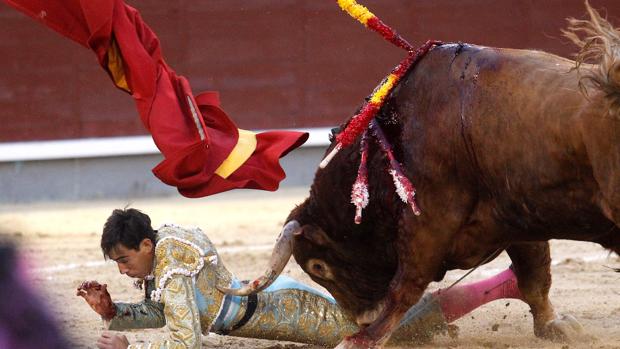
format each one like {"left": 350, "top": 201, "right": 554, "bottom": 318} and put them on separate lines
{"left": 355, "top": 301, "right": 386, "bottom": 327}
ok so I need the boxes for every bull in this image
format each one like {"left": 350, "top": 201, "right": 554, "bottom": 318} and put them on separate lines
{"left": 223, "top": 4, "right": 620, "bottom": 348}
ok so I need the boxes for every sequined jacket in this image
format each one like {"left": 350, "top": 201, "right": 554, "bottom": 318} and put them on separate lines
{"left": 105, "top": 224, "right": 359, "bottom": 349}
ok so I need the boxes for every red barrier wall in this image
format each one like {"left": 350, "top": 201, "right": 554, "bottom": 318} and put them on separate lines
{"left": 0, "top": 0, "right": 618, "bottom": 142}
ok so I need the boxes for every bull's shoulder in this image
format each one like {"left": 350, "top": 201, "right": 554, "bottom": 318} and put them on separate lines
{"left": 401, "top": 43, "right": 583, "bottom": 108}
{"left": 421, "top": 43, "right": 576, "bottom": 77}
{"left": 495, "top": 46, "right": 577, "bottom": 70}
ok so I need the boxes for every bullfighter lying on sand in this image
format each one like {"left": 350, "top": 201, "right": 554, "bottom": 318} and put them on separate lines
{"left": 77, "top": 208, "right": 523, "bottom": 349}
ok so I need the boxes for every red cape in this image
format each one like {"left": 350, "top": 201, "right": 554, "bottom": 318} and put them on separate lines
{"left": 4, "top": 0, "right": 308, "bottom": 196}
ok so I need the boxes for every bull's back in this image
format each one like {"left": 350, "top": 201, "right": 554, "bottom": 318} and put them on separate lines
{"left": 394, "top": 43, "right": 607, "bottom": 236}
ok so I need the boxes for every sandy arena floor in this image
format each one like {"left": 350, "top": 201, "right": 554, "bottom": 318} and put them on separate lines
{"left": 0, "top": 187, "right": 619, "bottom": 348}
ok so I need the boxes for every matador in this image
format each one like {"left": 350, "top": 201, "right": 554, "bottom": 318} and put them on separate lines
{"left": 77, "top": 208, "right": 522, "bottom": 349}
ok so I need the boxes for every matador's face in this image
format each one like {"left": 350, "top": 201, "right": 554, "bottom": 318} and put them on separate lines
{"left": 108, "top": 239, "right": 154, "bottom": 279}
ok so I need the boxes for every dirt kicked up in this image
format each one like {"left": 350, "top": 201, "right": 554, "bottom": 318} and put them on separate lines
{"left": 0, "top": 187, "right": 619, "bottom": 348}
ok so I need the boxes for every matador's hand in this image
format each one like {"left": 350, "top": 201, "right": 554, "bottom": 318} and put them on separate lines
{"left": 96, "top": 332, "right": 129, "bottom": 349}
{"left": 77, "top": 280, "right": 117, "bottom": 320}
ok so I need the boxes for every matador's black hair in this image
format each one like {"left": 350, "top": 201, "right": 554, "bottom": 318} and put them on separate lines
{"left": 100, "top": 208, "right": 156, "bottom": 259}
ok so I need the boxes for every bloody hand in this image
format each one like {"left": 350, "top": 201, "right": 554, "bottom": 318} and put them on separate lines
{"left": 76, "top": 280, "right": 117, "bottom": 320}
{"left": 96, "top": 332, "right": 129, "bottom": 349}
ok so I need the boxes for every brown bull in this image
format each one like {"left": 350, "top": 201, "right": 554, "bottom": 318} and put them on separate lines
{"left": 224, "top": 4, "right": 620, "bottom": 348}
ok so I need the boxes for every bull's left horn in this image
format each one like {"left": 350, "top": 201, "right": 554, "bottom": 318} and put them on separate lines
{"left": 217, "top": 220, "right": 300, "bottom": 296}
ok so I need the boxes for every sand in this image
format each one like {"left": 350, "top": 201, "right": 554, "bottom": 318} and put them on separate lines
{"left": 1, "top": 187, "right": 619, "bottom": 348}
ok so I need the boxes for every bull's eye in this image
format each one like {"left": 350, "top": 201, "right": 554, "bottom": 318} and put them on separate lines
{"left": 306, "top": 258, "right": 333, "bottom": 280}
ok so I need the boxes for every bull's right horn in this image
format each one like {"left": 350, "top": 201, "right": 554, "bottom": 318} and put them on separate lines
{"left": 217, "top": 220, "right": 300, "bottom": 296}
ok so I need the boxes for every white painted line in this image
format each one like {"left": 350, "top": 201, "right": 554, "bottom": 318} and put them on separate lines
{"left": 34, "top": 248, "right": 618, "bottom": 277}
{"left": 0, "top": 136, "right": 158, "bottom": 162}
{"left": 475, "top": 252, "right": 615, "bottom": 277}
{"left": 216, "top": 244, "right": 275, "bottom": 254}
{"left": 0, "top": 127, "right": 333, "bottom": 162}
{"left": 37, "top": 260, "right": 107, "bottom": 273}
{"left": 32, "top": 243, "right": 275, "bottom": 274}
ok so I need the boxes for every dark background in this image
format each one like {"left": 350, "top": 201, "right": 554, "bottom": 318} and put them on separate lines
{"left": 1, "top": 0, "right": 619, "bottom": 142}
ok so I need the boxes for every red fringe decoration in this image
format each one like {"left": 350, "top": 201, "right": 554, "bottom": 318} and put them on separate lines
{"left": 336, "top": 102, "right": 380, "bottom": 147}
{"left": 370, "top": 120, "right": 421, "bottom": 216}
{"left": 351, "top": 130, "right": 370, "bottom": 224}
{"left": 328, "top": 2, "right": 445, "bottom": 220}
{"left": 367, "top": 16, "right": 413, "bottom": 51}
{"left": 335, "top": 40, "right": 442, "bottom": 149}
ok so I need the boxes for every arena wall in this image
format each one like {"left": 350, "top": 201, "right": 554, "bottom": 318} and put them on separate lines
{"left": 1, "top": 1, "right": 619, "bottom": 202}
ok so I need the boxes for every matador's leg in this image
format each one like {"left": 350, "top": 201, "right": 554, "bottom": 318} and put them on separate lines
{"left": 217, "top": 267, "right": 522, "bottom": 347}
{"left": 389, "top": 266, "right": 522, "bottom": 345}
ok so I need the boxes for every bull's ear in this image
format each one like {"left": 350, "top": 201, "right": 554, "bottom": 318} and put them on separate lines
{"left": 297, "top": 225, "right": 331, "bottom": 246}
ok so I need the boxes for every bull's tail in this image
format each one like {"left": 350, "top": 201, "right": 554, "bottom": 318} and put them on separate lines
{"left": 563, "top": 1, "right": 620, "bottom": 117}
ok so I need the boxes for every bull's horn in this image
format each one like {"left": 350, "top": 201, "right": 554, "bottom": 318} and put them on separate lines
{"left": 217, "top": 220, "right": 300, "bottom": 296}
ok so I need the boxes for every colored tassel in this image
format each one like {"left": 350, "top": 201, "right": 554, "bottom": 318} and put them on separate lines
{"left": 351, "top": 130, "right": 370, "bottom": 224}
{"left": 323, "top": 40, "right": 441, "bottom": 168}
{"left": 370, "top": 120, "right": 421, "bottom": 216}
{"left": 337, "top": 0, "right": 413, "bottom": 51}
{"left": 329, "top": 0, "right": 440, "bottom": 219}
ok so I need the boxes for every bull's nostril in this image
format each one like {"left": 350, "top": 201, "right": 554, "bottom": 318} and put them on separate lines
{"left": 355, "top": 302, "right": 386, "bottom": 328}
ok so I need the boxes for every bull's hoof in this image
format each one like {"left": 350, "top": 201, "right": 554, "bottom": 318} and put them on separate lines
{"left": 536, "top": 314, "right": 589, "bottom": 342}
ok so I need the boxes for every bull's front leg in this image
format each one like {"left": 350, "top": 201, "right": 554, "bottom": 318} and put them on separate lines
{"left": 336, "top": 224, "right": 443, "bottom": 348}
{"left": 507, "top": 242, "right": 585, "bottom": 342}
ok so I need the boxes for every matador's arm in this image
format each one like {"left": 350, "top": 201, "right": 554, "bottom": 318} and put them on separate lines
{"left": 128, "top": 275, "right": 202, "bottom": 349}
{"left": 106, "top": 299, "right": 166, "bottom": 331}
